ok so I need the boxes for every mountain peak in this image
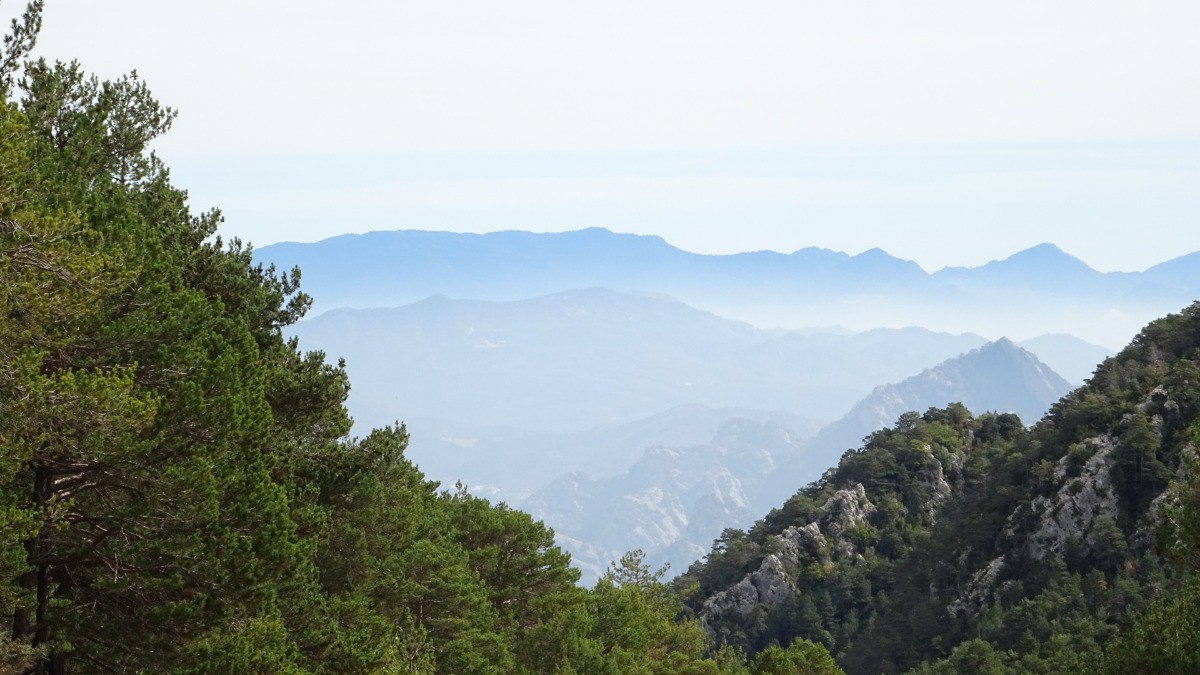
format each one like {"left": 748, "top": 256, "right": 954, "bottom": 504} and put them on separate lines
{"left": 1019, "top": 242, "right": 1066, "bottom": 255}
{"left": 932, "top": 243, "right": 1098, "bottom": 283}
{"left": 853, "top": 247, "right": 904, "bottom": 262}
{"left": 966, "top": 337, "right": 1047, "bottom": 368}
{"left": 984, "top": 336, "right": 1018, "bottom": 349}
{"left": 998, "top": 243, "right": 1091, "bottom": 271}
{"left": 846, "top": 247, "right": 926, "bottom": 276}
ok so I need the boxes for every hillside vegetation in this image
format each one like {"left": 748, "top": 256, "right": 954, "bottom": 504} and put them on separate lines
{"left": 679, "top": 301, "right": 1200, "bottom": 673}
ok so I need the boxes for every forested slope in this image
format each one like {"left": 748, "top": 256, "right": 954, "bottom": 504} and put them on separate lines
{"left": 679, "top": 301, "right": 1200, "bottom": 673}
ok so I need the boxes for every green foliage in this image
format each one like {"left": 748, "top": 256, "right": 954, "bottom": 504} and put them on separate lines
{"left": 1101, "top": 577, "right": 1200, "bottom": 674}
{"left": 1098, "top": 424, "right": 1200, "bottom": 674}
{"left": 751, "top": 639, "right": 843, "bottom": 674}
{"left": 0, "top": 1, "right": 41, "bottom": 94}
{"left": 0, "top": 11, "right": 753, "bottom": 674}
{"left": 905, "top": 639, "right": 1009, "bottom": 675}
{"left": 582, "top": 549, "right": 717, "bottom": 673}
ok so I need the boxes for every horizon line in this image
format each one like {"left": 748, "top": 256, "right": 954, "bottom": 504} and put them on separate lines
{"left": 255, "top": 226, "right": 1192, "bottom": 275}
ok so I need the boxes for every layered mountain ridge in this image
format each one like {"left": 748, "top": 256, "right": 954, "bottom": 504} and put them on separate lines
{"left": 258, "top": 228, "right": 1200, "bottom": 347}
{"left": 286, "top": 289, "right": 1103, "bottom": 503}
{"left": 524, "top": 336, "right": 1074, "bottom": 586}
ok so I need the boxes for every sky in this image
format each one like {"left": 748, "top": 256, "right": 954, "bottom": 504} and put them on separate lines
{"left": 20, "top": 1, "right": 1200, "bottom": 272}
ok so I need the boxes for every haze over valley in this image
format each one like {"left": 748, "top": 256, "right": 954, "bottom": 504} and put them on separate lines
{"left": 257, "top": 229, "right": 1134, "bottom": 581}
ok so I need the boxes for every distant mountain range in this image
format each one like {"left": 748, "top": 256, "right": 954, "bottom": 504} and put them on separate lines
{"left": 524, "top": 338, "right": 1075, "bottom": 584}
{"left": 285, "top": 289, "right": 1108, "bottom": 502}
{"left": 403, "top": 405, "right": 822, "bottom": 504}
{"left": 524, "top": 418, "right": 804, "bottom": 585}
{"left": 287, "top": 288, "right": 995, "bottom": 433}
{"left": 258, "top": 228, "right": 1200, "bottom": 347}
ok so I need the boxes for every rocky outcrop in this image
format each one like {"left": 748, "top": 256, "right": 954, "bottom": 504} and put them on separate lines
{"left": 1136, "top": 443, "right": 1197, "bottom": 550}
{"left": 948, "top": 384, "right": 1185, "bottom": 618}
{"left": 753, "top": 555, "right": 793, "bottom": 607}
{"left": 779, "top": 522, "right": 829, "bottom": 565}
{"left": 919, "top": 451, "right": 955, "bottom": 520}
{"left": 1025, "top": 435, "right": 1120, "bottom": 560}
{"left": 700, "top": 483, "right": 875, "bottom": 633}
{"left": 946, "top": 434, "right": 1119, "bottom": 616}
{"left": 819, "top": 483, "right": 876, "bottom": 540}
{"left": 699, "top": 554, "right": 793, "bottom": 629}
{"left": 948, "top": 556, "right": 1006, "bottom": 617}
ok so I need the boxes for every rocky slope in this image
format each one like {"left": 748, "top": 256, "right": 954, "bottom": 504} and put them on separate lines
{"left": 678, "top": 301, "right": 1200, "bottom": 673}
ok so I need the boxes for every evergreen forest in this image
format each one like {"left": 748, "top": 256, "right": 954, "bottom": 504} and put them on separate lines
{"left": 2, "top": 2, "right": 1199, "bottom": 673}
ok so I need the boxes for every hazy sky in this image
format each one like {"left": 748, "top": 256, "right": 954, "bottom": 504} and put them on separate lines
{"left": 23, "top": 1, "right": 1200, "bottom": 271}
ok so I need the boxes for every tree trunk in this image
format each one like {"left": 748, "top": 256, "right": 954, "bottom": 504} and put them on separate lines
{"left": 13, "top": 465, "right": 65, "bottom": 675}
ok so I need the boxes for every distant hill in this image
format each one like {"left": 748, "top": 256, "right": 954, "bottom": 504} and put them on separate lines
{"left": 519, "top": 339, "right": 1073, "bottom": 585}
{"left": 285, "top": 289, "right": 1006, "bottom": 497}
{"left": 802, "top": 339, "right": 1070, "bottom": 470}
{"left": 931, "top": 242, "right": 1119, "bottom": 291}
{"left": 405, "top": 405, "right": 822, "bottom": 504}
{"left": 287, "top": 288, "right": 990, "bottom": 434}
{"left": 256, "top": 228, "right": 925, "bottom": 313}
{"left": 1016, "top": 333, "right": 1114, "bottom": 384}
{"left": 287, "top": 290, "right": 1105, "bottom": 501}
{"left": 523, "top": 418, "right": 807, "bottom": 585}
{"left": 257, "top": 228, "right": 1200, "bottom": 347}
{"left": 764, "top": 339, "right": 1074, "bottom": 498}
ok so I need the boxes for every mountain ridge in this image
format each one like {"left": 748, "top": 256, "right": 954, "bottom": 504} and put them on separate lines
{"left": 263, "top": 228, "right": 1157, "bottom": 275}
{"left": 258, "top": 228, "right": 1200, "bottom": 347}
{"left": 758, "top": 337, "right": 1074, "bottom": 508}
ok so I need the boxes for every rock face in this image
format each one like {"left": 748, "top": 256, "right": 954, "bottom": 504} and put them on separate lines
{"left": 699, "top": 484, "right": 877, "bottom": 634}
{"left": 949, "top": 435, "right": 1128, "bottom": 617}
{"left": 698, "top": 554, "right": 793, "bottom": 639}
{"left": 779, "top": 523, "right": 828, "bottom": 565}
{"left": 919, "top": 453, "right": 955, "bottom": 520}
{"left": 1024, "top": 435, "right": 1120, "bottom": 560}
{"left": 819, "top": 484, "right": 877, "bottom": 540}
{"left": 700, "top": 554, "right": 796, "bottom": 624}
{"left": 948, "top": 382, "right": 1186, "bottom": 618}
{"left": 948, "top": 556, "right": 1007, "bottom": 618}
